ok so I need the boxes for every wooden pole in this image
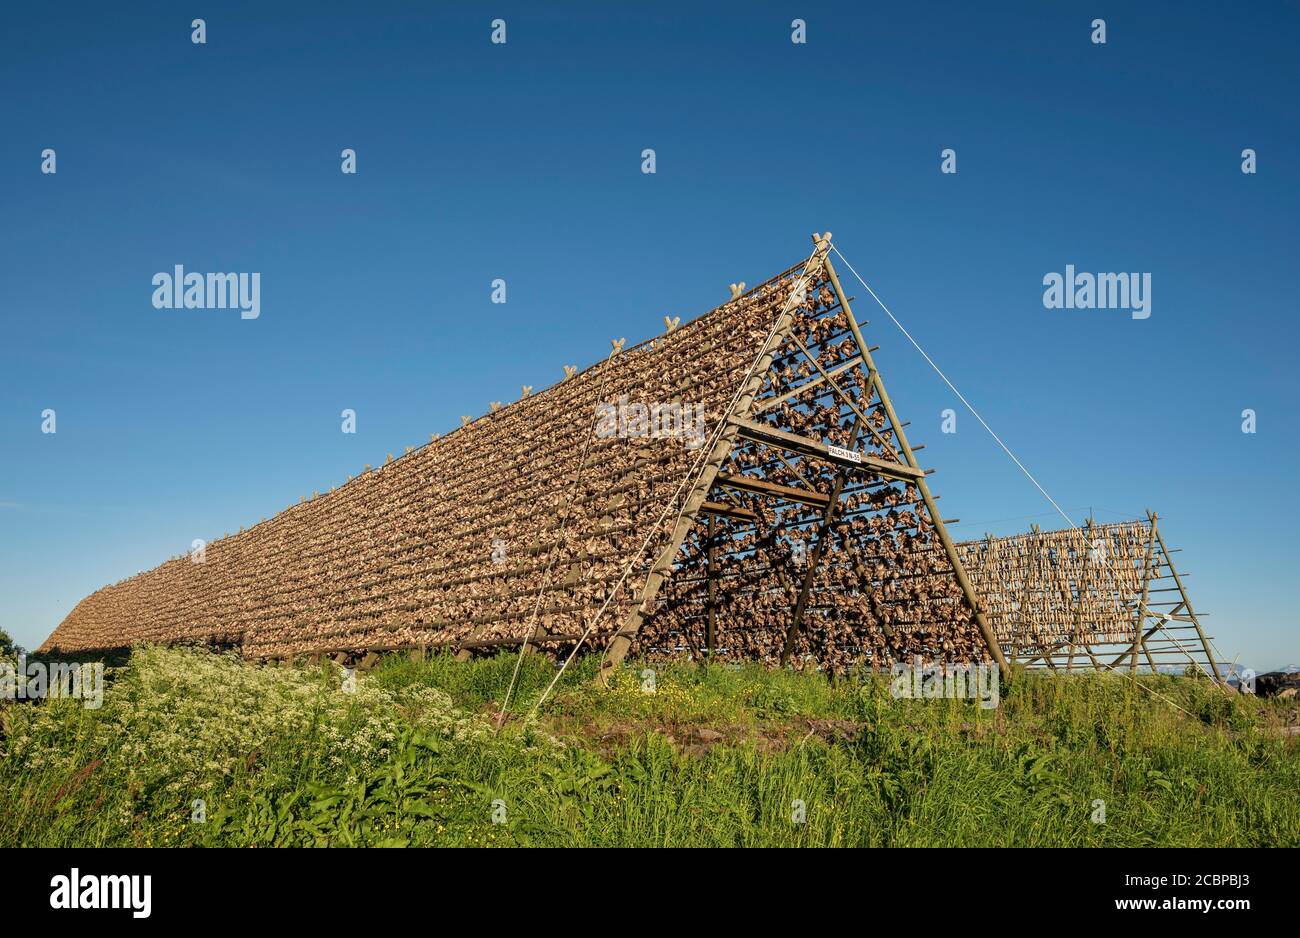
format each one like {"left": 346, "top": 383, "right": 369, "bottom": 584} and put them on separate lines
{"left": 1131, "top": 512, "right": 1159, "bottom": 673}
{"left": 706, "top": 513, "right": 717, "bottom": 656}
{"left": 1068, "top": 519, "right": 1094, "bottom": 674}
{"left": 821, "top": 249, "right": 1011, "bottom": 682}
{"left": 779, "top": 415, "right": 861, "bottom": 665}
{"left": 1023, "top": 524, "right": 1058, "bottom": 670}
{"left": 1153, "top": 525, "right": 1222, "bottom": 686}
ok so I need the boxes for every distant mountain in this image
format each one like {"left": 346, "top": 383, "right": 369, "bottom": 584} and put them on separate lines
{"left": 1150, "top": 663, "right": 1233, "bottom": 676}
{"left": 1228, "top": 663, "right": 1300, "bottom": 678}
{"left": 1219, "top": 663, "right": 1250, "bottom": 682}
{"left": 1048, "top": 661, "right": 1292, "bottom": 683}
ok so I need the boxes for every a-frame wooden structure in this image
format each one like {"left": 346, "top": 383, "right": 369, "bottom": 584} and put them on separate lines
{"left": 600, "top": 234, "right": 1009, "bottom": 679}
{"left": 956, "top": 514, "right": 1222, "bottom": 683}
{"left": 43, "top": 232, "right": 1009, "bottom": 680}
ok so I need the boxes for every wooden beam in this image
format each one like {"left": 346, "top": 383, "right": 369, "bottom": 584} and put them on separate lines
{"left": 783, "top": 330, "right": 902, "bottom": 461}
{"left": 1131, "top": 512, "right": 1159, "bottom": 673}
{"left": 730, "top": 417, "right": 923, "bottom": 481}
{"left": 706, "top": 512, "right": 718, "bottom": 655}
{"left": 1107, "top": 624, "right": 1163, "bottom": 669}
{"left": 1153, "top": 525, "right": 1223, "bottom": 686}
{"left": 714, "top": 471, "right": 831, "bottom": 508}
{"left": 780, "top": 413, "right": 863, "bottom": 665}
{"left": 755, "top": 356, "right": 864, "bottom": 413}
{"left": 699, "top": 500, "right": 759, "bottom": 522}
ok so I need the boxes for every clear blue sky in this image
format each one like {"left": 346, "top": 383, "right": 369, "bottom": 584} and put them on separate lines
{"left": 1, "top": 2, "right": 1296, "bottom": 668}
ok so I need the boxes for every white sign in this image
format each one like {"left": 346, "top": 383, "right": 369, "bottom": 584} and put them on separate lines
{"left": 827, "top": 444, "right": 862, "bottom": 464}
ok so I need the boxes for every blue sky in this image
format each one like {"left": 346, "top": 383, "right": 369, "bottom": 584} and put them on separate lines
{"left": 1, "top": 1, "right": 1296, "bottom": 667}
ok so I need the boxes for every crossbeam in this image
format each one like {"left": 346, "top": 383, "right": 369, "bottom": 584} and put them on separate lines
{"left": 730, "top": 417, "right": 923, "bottom": 481}
{"left": 699, "top": 500, "right": 760, "bottom": 522}
{"left": 713, "top": 472, "right": 831, "bottom": 508}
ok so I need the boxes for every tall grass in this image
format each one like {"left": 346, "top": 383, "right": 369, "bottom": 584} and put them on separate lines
{"left": 1, "top": 646, "right": 1295, "bottom": 847}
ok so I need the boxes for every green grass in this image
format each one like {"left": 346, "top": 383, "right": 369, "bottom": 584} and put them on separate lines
{"left": 1, "top": 645, "right": 1296, "bottom": 847}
